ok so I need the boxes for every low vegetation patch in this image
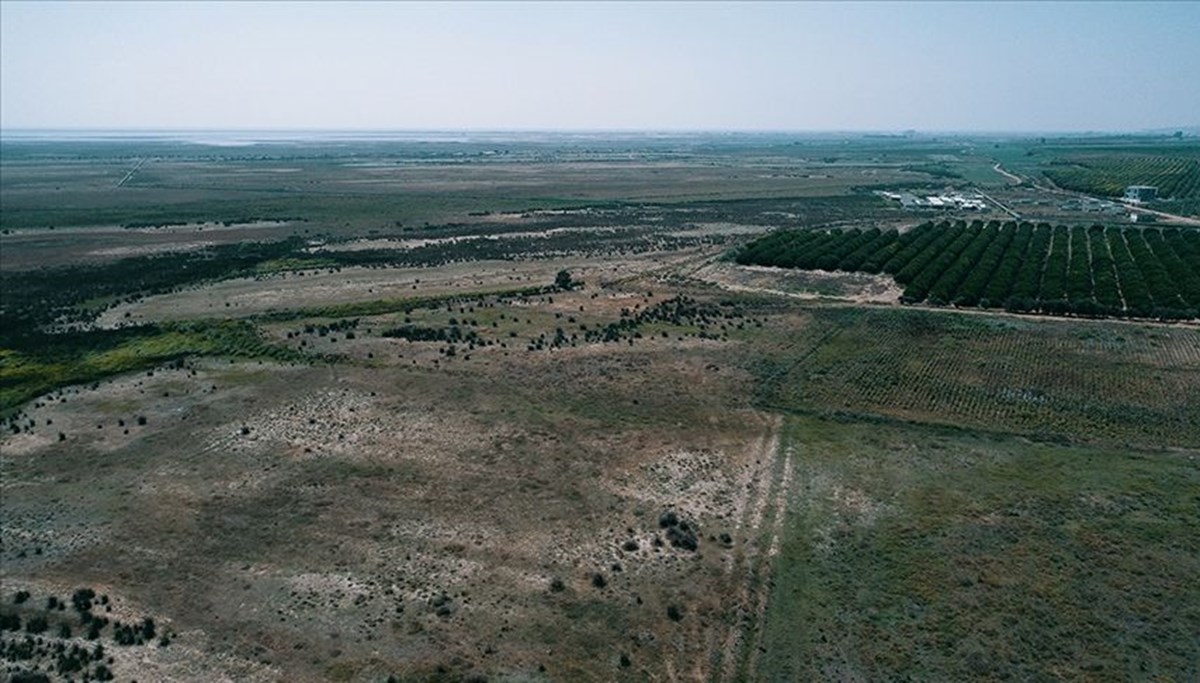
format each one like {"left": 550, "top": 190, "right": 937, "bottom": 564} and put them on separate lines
{"left": 0, "top": 320, "right": 298, "bottom": 415}
{"left": 756, "top": 415, "right": 1200, "bottom": 681}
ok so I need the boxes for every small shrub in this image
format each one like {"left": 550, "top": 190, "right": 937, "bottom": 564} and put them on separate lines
{"left": 25, "top": 615, "right": 48, "bottom": 634}
{"left": 72, "top": 587, "right": 96, "bottom": 612}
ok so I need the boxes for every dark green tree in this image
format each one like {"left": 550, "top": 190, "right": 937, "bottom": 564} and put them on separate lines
{"left": 555, "top": 269, "right": 574, "bottom": 291}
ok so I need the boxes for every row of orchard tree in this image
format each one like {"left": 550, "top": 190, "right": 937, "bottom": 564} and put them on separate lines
{"left": 1044, "top": 156, "right": 1200, "bottom": 201}
{"left": 735, "top": 221, "right": 1200, "bottom": 320}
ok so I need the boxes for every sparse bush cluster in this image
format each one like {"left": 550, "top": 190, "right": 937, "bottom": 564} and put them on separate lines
{"left": 121, "top": 215, "right": 305, "bottom": 229}
{"left": 314, "top": 227, "right": 729, "bottom": 270}
{"left": 659, "top": 510, "right": 699, "bottom": 552}
{"left": 583, "top": 296, "right": 755, "bottom": 345}
{"left": 1, "top": 587, "right": 169, "bottom": 681}
{"left": 298, "top": 318, "right": 360, "bottom": 337}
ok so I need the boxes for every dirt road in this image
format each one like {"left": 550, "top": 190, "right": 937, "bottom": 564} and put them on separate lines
{"left": 992, "top": 162, "right": 1023, "bottom": 185}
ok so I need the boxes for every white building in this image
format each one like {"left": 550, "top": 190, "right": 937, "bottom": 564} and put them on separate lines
{"left": 1124, "top": 185, "right": 1158, "bottom": 203}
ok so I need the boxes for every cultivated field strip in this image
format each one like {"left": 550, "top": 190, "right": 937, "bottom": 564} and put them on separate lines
{"left": 759, "top": 308, "right": 1200, "bottom": 449}
{"left": 751, "top": 413, "right": 1200, "bottom": 681}
{"left": 737, "top": 221, "right": 1200, "bottom": 319}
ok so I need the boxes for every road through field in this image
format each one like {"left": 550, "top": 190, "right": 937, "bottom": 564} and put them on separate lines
{"left": 1124, "top": 203, "right": 1200, "bottom": 227}
{"left": 116, "top": 156, "right": 147, "bottom": 188}
{"left": 992, "top": 162, "right": 1023, "bottom": 185}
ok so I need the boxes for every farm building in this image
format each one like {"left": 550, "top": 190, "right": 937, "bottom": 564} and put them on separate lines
{"left": 886, "top": 191, "right": 986, "bottom": 211}
{"left": 1124, "top": 185, "right": 1158, "bottom": 203}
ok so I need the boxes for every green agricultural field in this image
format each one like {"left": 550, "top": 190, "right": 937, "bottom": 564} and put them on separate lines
{"left": 737, "top": 221, "right": 1200, "bottom": 319}
{"left": 1044, "top": 156, "right": 1200, "bottom": 201}
{"left": 751, "top": 305, "right": 1200, "bottom": 450}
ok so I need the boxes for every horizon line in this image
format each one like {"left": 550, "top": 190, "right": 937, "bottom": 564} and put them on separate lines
{"left": 2, "top": 125, "right": 1197, "bottom": 136}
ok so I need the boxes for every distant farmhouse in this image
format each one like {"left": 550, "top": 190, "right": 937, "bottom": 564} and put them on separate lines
{"left": 1123, "top": 185, "right": 1158, "bottom": 204}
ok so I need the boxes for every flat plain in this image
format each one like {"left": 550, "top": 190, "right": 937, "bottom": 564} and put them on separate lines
{"left": 1, "top": 132, "right": 1198, "bottom": 682}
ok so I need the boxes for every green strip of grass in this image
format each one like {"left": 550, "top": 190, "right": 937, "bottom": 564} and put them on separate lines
{"left": 253, "top": 256, "right": 340, "bottom": 274}
{"left": 0, "top": 321, "right": 300, "bottom": 413}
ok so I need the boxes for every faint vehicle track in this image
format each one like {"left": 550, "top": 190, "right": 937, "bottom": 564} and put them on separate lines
{"left": 117, "top": 156, "right": 147, "bottom": 187}
{"left": 703, "top": 414, "right": 795, "bottom": 683}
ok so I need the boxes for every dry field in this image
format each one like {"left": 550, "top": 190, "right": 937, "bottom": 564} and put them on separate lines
{"left": 94, "top": 250, "right": 710, "bottom": 328}
{"left": 3, "top": 274, "right": 791, "bottom": 681}
{"left": 6, "top": 250, "right": 1199, "bottom": 681}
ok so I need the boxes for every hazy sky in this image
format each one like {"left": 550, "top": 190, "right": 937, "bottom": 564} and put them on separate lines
{"left": 2, "top": 1, "right": 1197, "bottom": 132}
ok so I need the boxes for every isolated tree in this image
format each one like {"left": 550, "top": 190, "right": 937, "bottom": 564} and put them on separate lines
{"left": 555, "top": 269, "right": 574, "bottom": 291}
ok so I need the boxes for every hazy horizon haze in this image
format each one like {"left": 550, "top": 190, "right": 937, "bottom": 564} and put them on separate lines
{"left": 2, "top": 1, "right": 1198, "bottom": 133}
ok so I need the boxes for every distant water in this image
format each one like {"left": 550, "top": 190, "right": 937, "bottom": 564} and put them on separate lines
{"left": 0, "top": 129, "right": 492, "bottom": 146}
{"left": 0, "top": 128, "right": 834, "bottom": 147}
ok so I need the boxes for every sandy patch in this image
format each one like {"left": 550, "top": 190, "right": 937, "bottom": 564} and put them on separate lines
{"left": 695, "top": 261, "right": 903, "bottom": 304}
{"left": 89, "top": 240, "right": 216, "bottom": 258}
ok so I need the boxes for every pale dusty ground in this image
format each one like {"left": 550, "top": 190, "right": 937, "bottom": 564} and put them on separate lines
{"left": 692, "top": 261, "right": 904, "bottom": 304}
{"left": 316, "top": 226, "right": 646, "bottom": 253}
{"left": 3, "top": 275, "right": 789, "bottom": 681}
{"left": 95, "top": 250, "right": 709, "bottom": 327}
{"left": 667, "top": 222, "right": 774, "bottom": 238}
{"left": 88, "top": 240, "right": 218, "bottom": 258}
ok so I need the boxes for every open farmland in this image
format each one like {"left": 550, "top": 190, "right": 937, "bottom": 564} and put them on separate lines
{"left": 985, "top": 137, "right": 1200, "bottom": 218}
{"left": 2, "top": 133, "right": 1199, "bottom": 682}
{"left": 746, "top": 306, "right": 1200, "bottom": 449}
{"left": 755, "top": 415, "right": 1200, "bottom": 681}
